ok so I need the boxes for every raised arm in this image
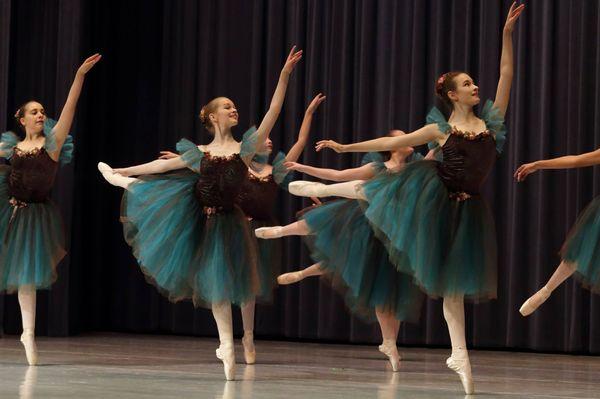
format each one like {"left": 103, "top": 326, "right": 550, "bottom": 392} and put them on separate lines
{"left": 284, "top": 161, "right": 376, "bottom": 182}
{"left": 493, "top": 2, "right": 524, "bottom": 117}
{"left": 515, "top": 148, "right": 600, "bottom": 182}
{"left": 285, "top": 93, "right": 326, "bottom": 162}
{"left": 253, "top": 47, "right": 303, "bottom": 152}
{"left": 315, "top": 124, "right": 442, "bottom": 153}
{"left": 50, "top": 54, "right": 101, "bottom": 158}
{"left": 114, "top": 156, "right": 187, "bottom": 177}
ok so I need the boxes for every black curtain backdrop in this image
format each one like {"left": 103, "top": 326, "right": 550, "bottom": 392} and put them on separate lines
{"left": 0, "top": 0, "right": 599, "bottom": 354}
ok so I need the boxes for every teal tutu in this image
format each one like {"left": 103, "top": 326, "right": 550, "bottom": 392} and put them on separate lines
{"left": 362, "top": 160, "right": 497, "bottom": 300}
{"left": 250, "top": 219, "right": 281, "bottom": 301}
{"left": 121, "top": 171, "right": 259, "bottom": 307}
{"left": 0, "top": 165, "right": 65, "bottom": 292}
{"left": 560, "top": 196, "right": 600, "bottom": 292}
{"left": 301, "top": 199, "right": 424, "bottom": 322}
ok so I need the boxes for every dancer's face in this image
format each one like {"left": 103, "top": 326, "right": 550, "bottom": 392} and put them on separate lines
{"left": 389, "top": 130, "right": 415, "bottom": 158}
{"left": 209, "top": 98, "right": 239, "bottom": 132}
{"left": 447, "top": 73, "right": 480, "bottom": 107}
{"left": 257, "top": 137, "right": 273, "bottom": 155}
{"left": 19, "top": 102, "right": 46, "bottom": 135}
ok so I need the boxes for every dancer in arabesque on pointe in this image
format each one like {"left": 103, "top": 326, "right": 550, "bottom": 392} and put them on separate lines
{"left": 268, "top": 4, "right": 523, "bottom": 393}
{"left": 98, "top": 47, "right": 302, "bottom": 381}
{"left": 515, "top": 144, "right": 600, "bottom": 316}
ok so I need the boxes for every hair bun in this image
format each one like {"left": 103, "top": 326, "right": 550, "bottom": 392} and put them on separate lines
{"left": 435, "top": 73, "right": 448, "bottom": 97}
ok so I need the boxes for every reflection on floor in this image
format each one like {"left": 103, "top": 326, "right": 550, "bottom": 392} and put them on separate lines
{"left": 0, "top": 333, "right": 598, "bottom": 398}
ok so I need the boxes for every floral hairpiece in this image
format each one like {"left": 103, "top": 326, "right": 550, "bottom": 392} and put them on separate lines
{"left": 436, "top": 73, "right": 448, "bottom": 92}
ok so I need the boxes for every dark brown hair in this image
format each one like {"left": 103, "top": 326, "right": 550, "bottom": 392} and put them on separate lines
{"left": 435, "top": 71, "right": 465, "bottom": 111}
{"left": 14, "top": 100, "right": 42, "bottom": 137}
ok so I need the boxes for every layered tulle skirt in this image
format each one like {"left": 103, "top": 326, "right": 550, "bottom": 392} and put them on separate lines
{"left": 560, "top": 196, "right": 600, "bottom": 292}
{"left": 121, "top": 170, "right": 259, "bottom": 307}
{"left": 301, "top": 199, "right": 424, "bottom": 322}
{"left": 0, "top": 165, "right": 65, "bottom": 292}
{"left": 361, "top": 160, "right": 497, "bottom": 300}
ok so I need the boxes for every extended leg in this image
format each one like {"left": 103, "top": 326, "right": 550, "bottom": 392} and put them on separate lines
{"left": 519, "top": 261, "right": 576, "bottom": 316}
{"left": 255, "top": 220, "right": 310, "bottom": 239}
{"left": 288, "top": 180, "right": 367, "bottom": 200}
{"left": 98, "top": 162, "right": 138, "bottom": 189}
{"left": 277, "top": 263, "right": 325, "bottom": 285}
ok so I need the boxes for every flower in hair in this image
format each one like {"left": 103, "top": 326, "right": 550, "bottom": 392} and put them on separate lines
{"left": 436, "top": 73, "right": 447, "bottom": 92}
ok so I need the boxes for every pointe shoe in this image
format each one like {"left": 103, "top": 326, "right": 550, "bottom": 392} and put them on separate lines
{"left": 242, "top": 334, "right": 256, "bottom": 365}
{"left": 277, "top": 271, "right": 305, "bottom": 285}
{"left": 288, "top": 181, "right": 328, "bottom": 197}
{"left": 519, "top": 286, "right": 551, "bottom": 316}
{"left": 446, "top": 352, "right": 474, "bottom": 395}
{"left": 20, "top": 331, "right": 38, "bottom": 366}
{"left": 215, "top": 343, "right": 236, "bottom": 380}
{"left": 255, "top": 226, "right": 283, "bottom": 239}
{"left": 97, "top": 162, "right": 113, "bottom": 174}
{"left": 98, "top": 163, "right": 135, "bottom": 189}
{"left": 378, "top": 340, "right": 401, "bottom": 372}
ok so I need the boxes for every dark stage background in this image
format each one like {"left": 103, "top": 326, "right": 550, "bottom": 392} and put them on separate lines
{"left": 0, "top": 0, "right": 599, "bottom": 354}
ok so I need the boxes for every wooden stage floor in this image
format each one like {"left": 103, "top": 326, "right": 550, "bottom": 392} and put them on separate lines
{"left": 0, "top": 333, "right": 597, "bottom": 398}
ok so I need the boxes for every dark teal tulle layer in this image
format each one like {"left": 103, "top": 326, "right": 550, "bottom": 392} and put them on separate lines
{"left": 362, "top": 160, "right": 497, "bottom": 300}
{"left": 250, "top": 219, "right": 281, "bottom": 301}
{"left": 121, "top": 171, "right": 259, "bottom": 307}
{"left": 0, "top": 166, "right": 65, "bottom": 292}
{"left": 301, "top": 199, "right": 424, "bottom": 322}
{"left": 560, "top": 196, "right": 600, "bottom": 292}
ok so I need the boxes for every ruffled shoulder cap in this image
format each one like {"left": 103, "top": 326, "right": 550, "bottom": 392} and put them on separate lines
{"left": 43, "top": 118, "right": 74, "bottom": 165}
{"left": 177, "top": 138, "right": 204, "bottom": 172}
{"left": 426, "top": 106, "right": 451, "bottom": 150}
{"left": 272, "top": 151, "right": 294, "bottom": 190}
{"left": 480, "top": 99, "right": 507, "bottom": 154}
{"left": 240, "top": 126, "right": 259, "bottom": 160}
{"left": 361, "top": 152, "right": 386, "bottom": 173}
{"left": 0, "top": 131, "right": 19, "bottom": 159}
{"left": 176, "top": 138, "right": 198, "bottom": 154}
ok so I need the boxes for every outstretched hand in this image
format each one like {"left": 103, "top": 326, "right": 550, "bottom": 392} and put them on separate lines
{"left": 315, "top": 140, "right": 344, "bottom": 153}
{"left": 282, "top": 46, "right": 303, "bottom": 74}
{"left": 159, "top": 151, "right": 178, "bottom": 160}
{"left": 77, "top": 53, "right": 102, "bottom": 76}
{"left": 306, "top": 93, "right": 326, "bottom": 115}
{"left": 283, "top": 161, "right": 306, "bottom": 172}
{"left": 504, "top": 2, "right": 525, "bottom": 33}
{"left": 514, "top": 162, "right": 538, "bottom": 182}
